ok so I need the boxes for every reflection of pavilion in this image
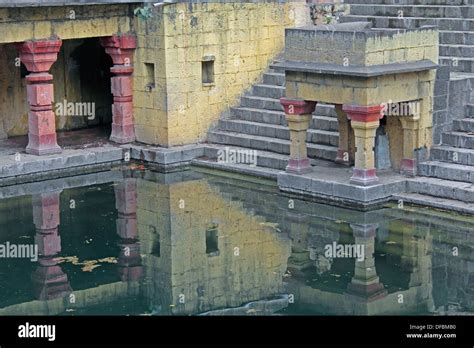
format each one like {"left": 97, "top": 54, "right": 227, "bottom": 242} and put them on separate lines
{"left": 287, "top": 219, "right": 434, "bottom": 315}
{"left": 206, "top": 175, "right": 474, "bottom": 315}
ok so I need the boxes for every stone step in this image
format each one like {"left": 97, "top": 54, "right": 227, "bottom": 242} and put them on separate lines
{"left": 440, "top": 57, "right": 474, "bottom": 73}
{"left": 407, "top": 177, "right": 474, "bottom": 203}
{"left": 453, "top": 118, "right": 474, "bottom": 132}
{"left": 231, "top": 107, "right": 286, "bottom": 125}
{"left": 394, "top": 193, "right": 474, "bottom": 214}
{"left": 240, "top": 96, "right": 283, "bottom": 111}
{"left": 440, "top": 31, "right": 474, "bottom": 46}
{"left": 203, "top": 145, "right": 291, "bottom": 171}
{"left": 192, "top": 158, "right": 282, "bottom": 180}
{"left": 440, "top": 44, "right": 474, "bottom": 58}
{"left": 313, "top": 115, "right": 340, "bottom": 132}
{"left": 340, "top": 15, "right": 474, "bottom": 31}
{"left": 238, "top": 96, "right": 337, "bottom": 116}
{"left": 345, "top": 0, "right": 473, "bottom": 5}
{"left": 207, "top": 130, "right": 338, "bottom": 161}
{"left": 219, "top": 119, "right": 339, "bottom": 146}
{"left": 230, "top": 107, "right": 340, "bottom": 130}
{"left": 349, "top": 4, "right": 474, "bottom": 18}
{"left": 419, "top": 160, "right": 474, "bottom": 183}
{"left": 251, "top": 84, "right": 285, "bottom": 99}
{"left": 442, "top": 131, "right": 474, "bottom": 149}
{"left": 262, "top": 72, "right": 285, "bottom": 87}
{"left": 467, "top": 104, "right": 474, "bottom": 117}
{"left": 430, "top": 145, "right": 474, "bottom": 165}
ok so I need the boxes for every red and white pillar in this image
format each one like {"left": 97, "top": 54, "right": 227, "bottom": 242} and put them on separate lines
{"left": 343, "top": 105, "right": 384, "bottom": 186}
{"left": 280, "top": 98, "right": 317, "bottom": 174}
{"left": 17, "top": 39, "right": 62, "bottom": 155}
{"left": 100, "top": 34, "right": 137, "bottom": 144}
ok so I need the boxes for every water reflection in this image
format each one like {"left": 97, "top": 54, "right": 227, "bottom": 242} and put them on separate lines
{"left": 0, "top": 168, "right": 472, "bottom": 315}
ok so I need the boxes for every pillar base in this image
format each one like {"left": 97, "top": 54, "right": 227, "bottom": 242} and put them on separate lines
{"left": 110, "top": 135, "right": 135, "bottom": 144}
{"left": 400, "top": 158, "right": 417, "bottom": 177}
{"left": 286, "top": 158, "right": 312, "bottom": 174}
{"left": 335, "top": 149, "right": 352, "bottom": 166}
{"left": 350, "top": 168, "right": 379, "bottom": 186}
{"left": 346, "top": 282, "right": 388, "bottom": 302}
{"left": 26, "top": 144, "right": 62, "bottom": 156}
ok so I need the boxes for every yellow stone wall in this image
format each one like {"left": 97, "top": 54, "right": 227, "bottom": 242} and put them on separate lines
{"left": 136, "top": 177, "right": 291, "bottom": 314}
{"left": 133, "top": 1, "right": 310, "bottom": 147}
{"left": 0, "top": 5, "right": 132, "bottom": 44}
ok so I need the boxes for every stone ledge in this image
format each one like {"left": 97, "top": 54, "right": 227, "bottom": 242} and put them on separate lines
{"left": 0, "top": 145, "right": 124, "bottom": 186}
{"left": 0, "top": 0, "right": 144, "bottom": 7}
{"left": 271, "top": 60, "right": 439, "bottom": 78}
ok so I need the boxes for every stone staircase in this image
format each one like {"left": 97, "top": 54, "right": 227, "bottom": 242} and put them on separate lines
{"left": 341, "top": 0, "right": 474, "bottom": 73}
{"left": 207, "top": 66, "right": 340, "bottom": 170}
{"left": 419, "top": 102, "right": 474, "bottom": 186}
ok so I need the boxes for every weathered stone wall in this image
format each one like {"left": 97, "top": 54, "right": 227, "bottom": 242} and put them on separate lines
{"left": 133, "top": 1, "right": 310, "bottom": 147}
{"left": 0, "top": 5, "right": 132, "bottom": 43}
{"left": 285, "top": 27, "right": 439, "bottom": 66}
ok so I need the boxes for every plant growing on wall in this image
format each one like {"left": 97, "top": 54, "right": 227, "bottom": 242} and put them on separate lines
{"left": 134, "top": 5, "right": 153, "bottom": 20}
{"left": 310, "top": 4, "right": 346, "bottom": 25}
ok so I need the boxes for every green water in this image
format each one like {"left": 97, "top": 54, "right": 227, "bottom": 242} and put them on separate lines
{"left": 0, "top": 168, "right": 472, "bottom": 316}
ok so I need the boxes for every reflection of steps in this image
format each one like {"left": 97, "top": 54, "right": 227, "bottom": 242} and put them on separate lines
{"left": 207, "top": 66, "right": 339, "bottom": 169}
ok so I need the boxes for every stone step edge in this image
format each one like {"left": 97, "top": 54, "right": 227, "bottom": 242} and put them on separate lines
{"left": 191, "top": 158, "right": 280, "bottom": 180}
{"left": 208, "top": 130, "right": 339, "bottom": 152}
{"left": 392, "top": 193, "right": 474, "bottom": 215}
{"left": 221, "top": 119, "right": 340, "bottom": 136}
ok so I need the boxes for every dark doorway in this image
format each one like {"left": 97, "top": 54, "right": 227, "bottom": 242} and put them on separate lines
{"left": 65, "top": 38, "right": 113, "bottom": 130}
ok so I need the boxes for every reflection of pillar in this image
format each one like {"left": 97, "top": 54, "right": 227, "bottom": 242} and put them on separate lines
{"left": 399, "top": 118, "right": 419, "bottom": 177}
{"left": 287, "top": 213, "right": 312, "bottom": 273}
{"left": 31, "top": 191, "right": 72, "bottom": 300}
{"left": 115, "top": 178, "right": 143, "bottom": 282}
{"left": 335, "top": 104, "right": 354, "bottom": 165}
{"left": 17, "top": 39, "right": 62, "bottom": 155}
{"left": 343, "top": 105, "right": 383, "bottom": 186}
{"left": 346, "top": 223, "right": 387, "bottom": 302}
{"left": 100, "top": 34, "right": 137, "bottom": 144}
{"left": 280, "top": 98, "right": 317, "bottom": 174}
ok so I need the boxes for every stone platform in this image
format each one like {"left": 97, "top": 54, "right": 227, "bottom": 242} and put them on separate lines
{"left": 0, "top": 128, "right": 472, "bottom": 214}
{"left": 278, "top": 167, "right": 407, "bottom": 208}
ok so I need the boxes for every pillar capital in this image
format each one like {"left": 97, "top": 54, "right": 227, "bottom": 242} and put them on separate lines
{"left": 280, "top": 98, "right": 317, "bottom": 115}
{"left": 16, "top": 39, "right": 62, "bottom": 73}
{"left": 100, "top": 34, "right": 137, "bottom": 66}
{"left": 399, "top": 117, "right": 420, "bottom": 130}
{"left": 343, "top": 104, "right": 384, "bottom": 123}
